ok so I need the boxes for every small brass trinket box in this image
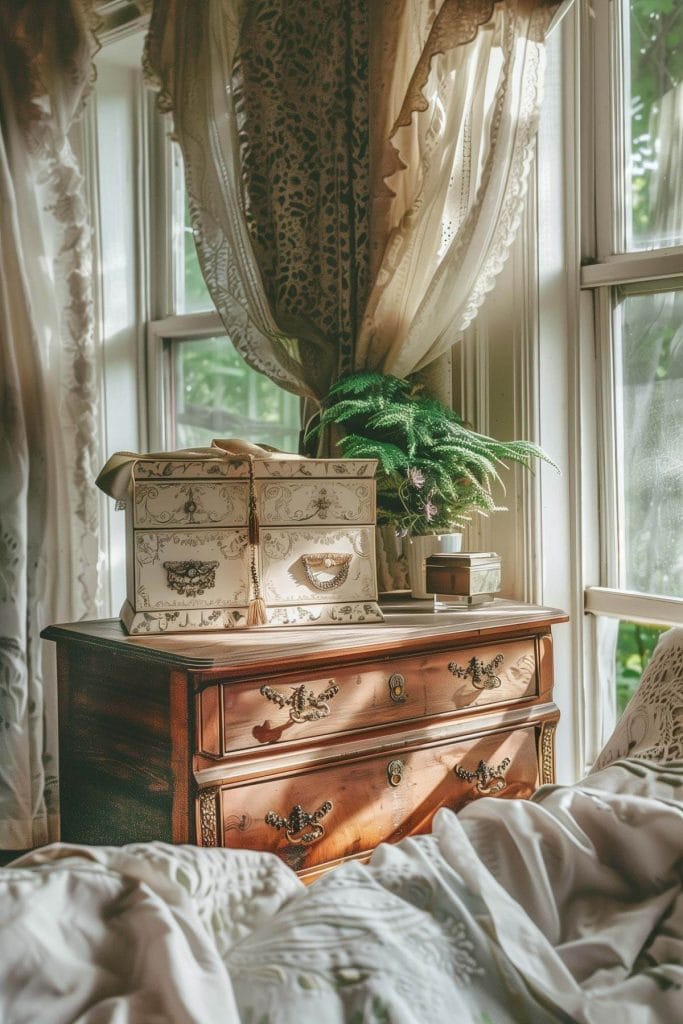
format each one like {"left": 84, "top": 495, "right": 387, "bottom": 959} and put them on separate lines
{"left": 425, "top": 552, "right": 501, "bottom": 609}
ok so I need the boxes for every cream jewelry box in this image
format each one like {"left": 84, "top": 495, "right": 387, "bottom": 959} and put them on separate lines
{"left": 96, "top": 441, "right": 383, "bottom": 634}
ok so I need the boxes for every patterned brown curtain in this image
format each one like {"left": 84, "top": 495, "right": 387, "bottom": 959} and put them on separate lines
{"left": 144, "top": 0, "right": 369, "bottom": 410}
{"left": 233, "top": 2, "right": 369, "bottom": 387}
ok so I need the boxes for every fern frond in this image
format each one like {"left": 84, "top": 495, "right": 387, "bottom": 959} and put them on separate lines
{"left": 338, "top": 436, "right": 409, "bottom": 476}
{"left": 317, "top": 398, "right": 381, "bottom": 428}
{"left": 318, "top": 369, "right": 556, "bottom": 534}
{"left": 327, "top": 372, "right": 411, "bottom": 402}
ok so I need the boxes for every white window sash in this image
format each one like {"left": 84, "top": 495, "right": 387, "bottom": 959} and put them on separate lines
{"left": 585, "top": 587, "right": 683, "bottom": 628}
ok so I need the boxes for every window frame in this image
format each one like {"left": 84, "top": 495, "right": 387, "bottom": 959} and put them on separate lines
{"left": 146, "top": 312, "right": 227, "bottom": 451}
{"left": 146, "top": 114, "right": 303, "bottom": 455}
{"left": 580, "top": 0, "right": 683, "bottom": 728}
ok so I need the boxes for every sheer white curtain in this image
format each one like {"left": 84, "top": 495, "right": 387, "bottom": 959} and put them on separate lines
{"left": 0, "top": 2, "right": 101, "bottom": 848}
{"left": 358, "top": 0, "right": 563, "bottom": 378}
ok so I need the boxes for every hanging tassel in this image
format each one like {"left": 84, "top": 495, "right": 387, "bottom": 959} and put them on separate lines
{"left": 246, "top": 456, "right": 268, "bottom": 625}
{"left": 248, "top": 487, "right": 259, "bottom": 545}
{"left": 247, "top": 555, "right": 268, "bottom": 625}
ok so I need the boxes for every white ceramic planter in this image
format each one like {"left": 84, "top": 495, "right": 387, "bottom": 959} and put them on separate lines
{"left": 404, "top": 533, "right": 463, "bottom": 599}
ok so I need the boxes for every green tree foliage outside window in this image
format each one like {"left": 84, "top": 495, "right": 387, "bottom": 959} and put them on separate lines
{"left": 616, "top": 620, "right": 669, "bottom": 715}
{"left": 173, "top": 336, "right": 300, "bottom": 452}
{"left": 629, "top": 0, "right": 683, "bottom": 246}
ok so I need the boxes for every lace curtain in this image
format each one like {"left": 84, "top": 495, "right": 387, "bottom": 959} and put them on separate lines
{"left": 0, "top": 1, "right": 100, "bottom": 848}
{"left": 358, "top": 0, "right": 563, "bottom": 377}
{"left": 144, "top": 0, "right": 565, "bottom": 408}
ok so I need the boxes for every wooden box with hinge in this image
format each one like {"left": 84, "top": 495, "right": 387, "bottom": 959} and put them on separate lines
{"left": 44, "top": 600, "right": 566, "bottom": 880}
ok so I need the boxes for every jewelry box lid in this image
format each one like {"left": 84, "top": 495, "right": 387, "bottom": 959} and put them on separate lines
{"left": 96, "top": 438, "right": 377, "bottom": 502}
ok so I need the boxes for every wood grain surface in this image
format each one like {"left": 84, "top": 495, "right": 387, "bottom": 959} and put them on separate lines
{"left": 47, "top": 603, "right": 565, "bottom": 869}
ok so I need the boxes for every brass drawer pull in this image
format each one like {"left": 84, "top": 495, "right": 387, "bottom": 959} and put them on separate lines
{"left": 448, "top": 653, "right": 504, "bottom": 690}
{"left": 265, "top": 801, "right": 332, "bottom": 845}
{"left": 388, "top": 672, "right": 407, "bottom": 703}
{"left": 260, "top": 681, "right": 340, "bottom": 723}
{"left": 454, "top": 757, "right": 510, "bottom": 794}
{"left": 387, "top": 759, "right": 405, "bottom": 787}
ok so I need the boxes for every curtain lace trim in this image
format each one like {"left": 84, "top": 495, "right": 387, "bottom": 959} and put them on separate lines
{"left": 450, "top": 10, "right": 548, "bottom": 335}
{"left": 358, "top": 1, "right": 555, "bottom": 376}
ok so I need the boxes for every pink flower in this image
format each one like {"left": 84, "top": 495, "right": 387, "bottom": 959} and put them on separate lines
{"left": 407, "top": 467, "right": 426, "bottom": 489}
{"left": 423, "top": 499, "right": 438, "bottom": 523}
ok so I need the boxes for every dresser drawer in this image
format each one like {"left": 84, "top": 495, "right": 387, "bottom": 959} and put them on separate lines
{"left": 196, "top": 636, "right": 540, "bottom": 757}
{"left": 196, "top": 723, "right": 541, "bottom": 871}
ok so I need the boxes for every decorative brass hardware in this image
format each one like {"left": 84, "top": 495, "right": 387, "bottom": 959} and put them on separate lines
{"left": 538, "top": 721, "right": 557, "bottom": 785}
{"left": 260, "top": 681, "right": 340, "bottom": 723}
{"left": 388, "top": 672, "right": 407, "bottom": 704}
{"left": 448, "top": 653, "right": 504, "bottom": 690}
{"left": 163, "top": 559, "right": 219, "bottom": 597}
{"left": 387, "top": 759, "right": 405, "bottom": 787}
{"left": 454, "top": 757, "right": 511, "bottom": 794}
{"left": 198, "top": 786, "right": 219, "bottom": 846}
{"left": 265, "top": 801, "right": 332, "bottom": 845}
{"left": 301, "top": 552, "right": 352, "bottom": 591}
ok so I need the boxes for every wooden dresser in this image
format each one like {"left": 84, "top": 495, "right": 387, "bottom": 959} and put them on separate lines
{"left": 44, "top": 599, "right": 566, "bottom": 880}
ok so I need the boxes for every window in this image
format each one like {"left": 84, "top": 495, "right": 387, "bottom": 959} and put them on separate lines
{"left": 148, "top": 146, "right": 301, "bottom": 452}
{"left": 582, "top": 0, "right": 682, "bottom": 727}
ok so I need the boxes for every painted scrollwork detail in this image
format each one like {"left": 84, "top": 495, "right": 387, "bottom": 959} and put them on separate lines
{"left": 292, "top": 487, "right": 333, "bottom": 521}
{"left": 448, "top": 653, "right": 505, "bottom": 690}
{"left": 163, "top": 559, "right": 219, "bottom": 597}
{"left": 260, "top": 681, "right": 340, "bottom": 723}
{"left": 454, "top": 757, "right": 511, "bottom": 794}
{"left": 182, "top": 487, "right": 200, "bottom": 523}
{"left": 265, "top": 800, "right": 332, "bottom": 845}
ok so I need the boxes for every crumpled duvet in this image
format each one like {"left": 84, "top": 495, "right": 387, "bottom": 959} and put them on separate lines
{"left": 1, "top": 759, "right": 681, "bottom": 1024}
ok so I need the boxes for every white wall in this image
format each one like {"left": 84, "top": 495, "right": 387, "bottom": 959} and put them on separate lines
{"left": 453, "top": 13, "right": 588, "bottom": 782}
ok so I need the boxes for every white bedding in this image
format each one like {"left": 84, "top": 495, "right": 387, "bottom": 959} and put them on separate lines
{"left": 1, "top": 758, "right": 682, "bottom": 1024}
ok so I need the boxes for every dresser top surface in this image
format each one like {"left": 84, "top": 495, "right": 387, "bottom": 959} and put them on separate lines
{"left": 43, "top": 599, "right": 568, "bottom": 672}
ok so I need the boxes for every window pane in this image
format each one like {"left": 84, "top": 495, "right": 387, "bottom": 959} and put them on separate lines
{"left": 169, "top": 335, "right": 300, "bottom": 452}
{"left": 615, "top": 619, "right": 669, "bottom": 715}
{"left": 616, "top": 287, "right": 683, "bottom": 597}
{"left": 180, "top": 193, "right": 214, "bottom": 313}
{"left": 172, "top": 146, "right": 214, "bottom": 314}
{"left": 626, "top": 0, "right": 683, "bottom": 250}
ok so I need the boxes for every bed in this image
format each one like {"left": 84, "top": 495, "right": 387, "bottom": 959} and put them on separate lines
{"left": 2, "top": 628, "right": 681, "bottom": 1024}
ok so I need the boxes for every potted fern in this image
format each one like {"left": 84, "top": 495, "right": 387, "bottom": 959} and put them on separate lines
{"left": 308, "top": 372, "right": 554, "bottom": 597}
